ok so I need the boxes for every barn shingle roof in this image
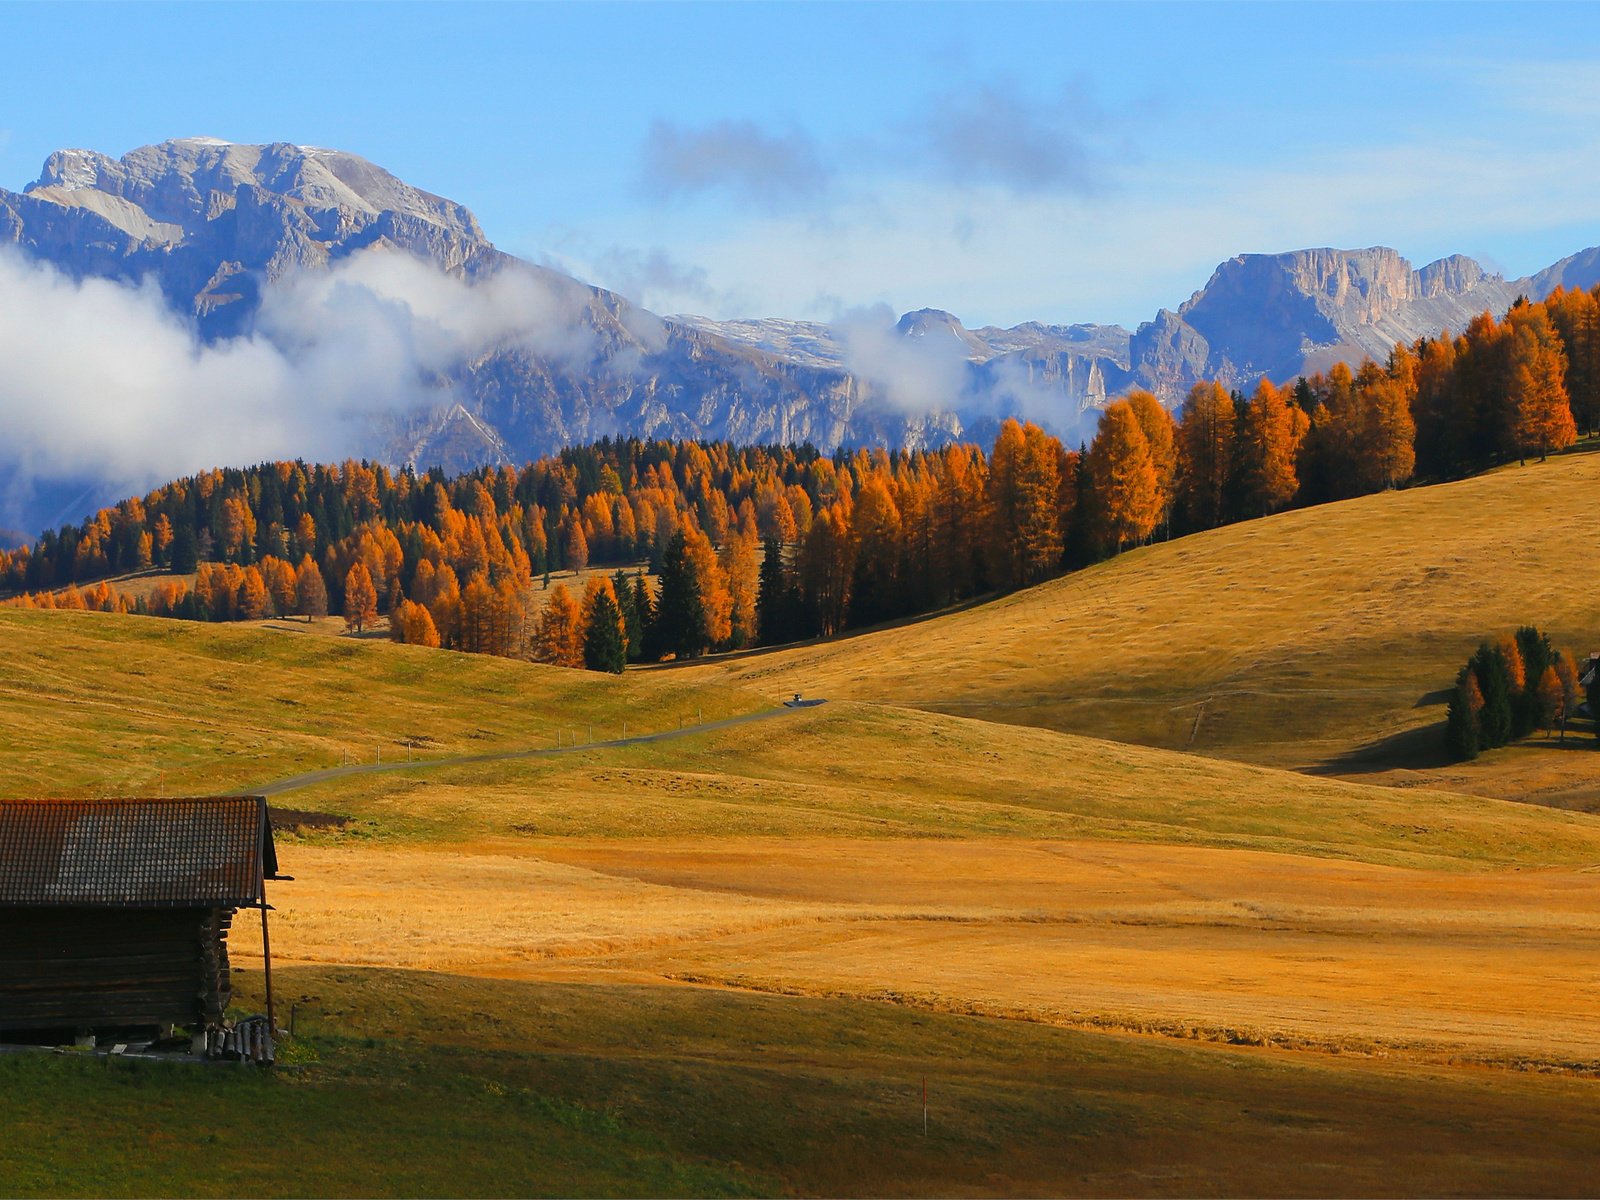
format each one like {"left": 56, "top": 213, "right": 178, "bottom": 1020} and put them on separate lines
{"left": 0, "top": 796, "right": 277, "bottom": 908}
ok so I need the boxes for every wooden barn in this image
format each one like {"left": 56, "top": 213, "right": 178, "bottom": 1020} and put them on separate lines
{"left": 0, "top": 795, "right": 281, "bottom": 1048}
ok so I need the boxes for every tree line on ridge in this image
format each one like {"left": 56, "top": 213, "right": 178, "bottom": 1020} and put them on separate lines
{"left": 2, "top": 285, "right": 1597, "bottom": 670}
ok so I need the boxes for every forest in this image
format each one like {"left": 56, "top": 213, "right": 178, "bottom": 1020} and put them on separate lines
{"left": 3, "top": 284, "right": 1596, "bottom": 671}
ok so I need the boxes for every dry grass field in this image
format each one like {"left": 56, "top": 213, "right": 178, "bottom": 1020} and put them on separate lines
{"left": 676, "top": 452, "right": 1600, "bottom": 786}
{"left": 10, "top": 456, "right": 1600, "bottom": 1196}
{"left": 231, "top": 833, "right": 1600, "bottom": 1069}
{"left": 219, "top": 701, "right": 1600, "bottom": 1074}
{"left": 289, "top": 701, "right": 1600, "bottom": 866}
{"left": 0, "top": 605, "right": 756, "bottom": 800}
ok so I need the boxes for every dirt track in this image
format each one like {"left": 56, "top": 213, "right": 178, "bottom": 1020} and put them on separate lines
{"left": 254, "top": 701, "right": 821, "bottom": 796}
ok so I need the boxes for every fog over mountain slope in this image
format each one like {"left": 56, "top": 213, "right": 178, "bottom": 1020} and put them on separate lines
{"left": 0, "top": 136, "right": 1596, "bottom": 539}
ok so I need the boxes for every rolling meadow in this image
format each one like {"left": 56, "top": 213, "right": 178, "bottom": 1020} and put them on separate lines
{"left": 7, "top": 452, "right": 1600, "bottom": 1195}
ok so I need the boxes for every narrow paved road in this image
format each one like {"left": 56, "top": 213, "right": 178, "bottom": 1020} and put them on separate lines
{"left": 254, "top": 700, "right": 826, "bottom": 798}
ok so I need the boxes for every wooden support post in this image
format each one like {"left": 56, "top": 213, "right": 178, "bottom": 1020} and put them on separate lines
{"left": 259, "top": 890, "right": 276, "bottom": 1036}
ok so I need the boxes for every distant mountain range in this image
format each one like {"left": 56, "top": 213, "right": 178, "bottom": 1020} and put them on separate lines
{"left": 3, "top": 136, "right": 1599, "bottom": 539}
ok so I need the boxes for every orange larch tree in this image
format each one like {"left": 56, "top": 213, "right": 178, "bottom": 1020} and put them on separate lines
{"left": 294, "top": 554, "right": 328, "bottom": 621}
{"left": 1508, "top": 308, "right": 1576, "bottom": 462}
{"left": 1176, "top": 381, "right": 1236, "bottom": 530}
{"left": 1238, "top": 378, "right": 1307, "bottom": 516}
{"left": 1124, "top": 390, "right": 1177, "bottom": 530}
{"left": 532, "top": 583, "right": 584, "bottom": 667}
{"left": 1085, "top": 400, "right": 1160, "bottom": 554}
{"left": 343, "top": 562, "right": 379, "bottom": 633}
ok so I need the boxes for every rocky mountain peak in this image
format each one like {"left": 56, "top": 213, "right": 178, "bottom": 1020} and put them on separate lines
{"left": 1163, "top": 245, "right": 1521, "bottom": 383}
{"left": 1416, "top": 253, "right": 1500, "bottom": 297}
{"left": 5, "top": 135, "right": 1600, "bottom": 540}
{"left": 33, "top": 147, "right": 118, "bottom": 192}
{"left": 28, "top": 138, "right": 484, "bottom": 243}
{"left": 895, "top": 308, "right": 993, "bottom": 360}
{"left": 4, "top": 137, "right": 499, "bottom": 337}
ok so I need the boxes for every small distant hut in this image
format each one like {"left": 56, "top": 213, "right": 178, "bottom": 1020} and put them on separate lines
{"left": 0, "top": 796, "right": 282, "bottom": 1050}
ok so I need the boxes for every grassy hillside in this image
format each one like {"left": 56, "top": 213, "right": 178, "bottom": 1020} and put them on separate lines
{"left": 11, "top": 603, "right": 1600, "bottom": 1191}
{"left": 0, "top": 607, "right": 757, "bottom": 800}
{"left": 19, "top": 605, "right": 1600, "bottom": 869}
{"left": 9, "top": 969, "right": 1600, "bottom": 1198}
{"left": 680, "top": 452, "right": 1600, "bottom": 773}
{"left": 289, "top": 701, "right": 1600, "bottom": 869}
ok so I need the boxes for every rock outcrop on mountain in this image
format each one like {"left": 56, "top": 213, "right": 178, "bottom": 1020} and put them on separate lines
{"left": 1147, "top": 247, "right": 1523, "bottom": 390}
{"left": 2, "top": 136, "right": 1598, "bottom": 536}
{"left": 0, "top": 137, "right": 499, "bottom": 338}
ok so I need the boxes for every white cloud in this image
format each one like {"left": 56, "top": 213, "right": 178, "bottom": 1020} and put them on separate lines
{"left": 834, "top": 304, "right": 969, "bottom": 412}
{"left": 1449, "top": 55, "right": 1600, "bottom": 121}
{"left": 0, "top": 246, "right": 599, "bottom": 530}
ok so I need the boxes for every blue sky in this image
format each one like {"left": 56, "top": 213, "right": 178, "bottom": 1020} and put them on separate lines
{"left": 4, "top": 1, "right": 1599, "bottom": 327}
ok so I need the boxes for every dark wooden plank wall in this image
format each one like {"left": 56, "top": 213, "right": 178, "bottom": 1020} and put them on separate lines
{"left": 0, "top": 907, "right": 234, "bottom": 1032}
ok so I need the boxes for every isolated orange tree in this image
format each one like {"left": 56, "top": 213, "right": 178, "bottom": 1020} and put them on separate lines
{"left": 343, "top": 562, "right": 379, "bottom": 633}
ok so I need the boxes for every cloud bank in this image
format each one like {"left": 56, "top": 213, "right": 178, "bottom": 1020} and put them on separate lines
{"left": 639, "top": 118, "right": 830, "bottom": 209}
{"left": 834, "top": 304, "right": 970, "bottom": 413}
{"left": 914, "top": 79, "right": 1109, "bottom": 196}
{"left": 0, "top": 247, "right": 592, "bottom": 533}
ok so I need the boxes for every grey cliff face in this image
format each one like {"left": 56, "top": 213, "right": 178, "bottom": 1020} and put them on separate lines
{"left": 1147, "top": 247, "right": 1524, "bottom": 397}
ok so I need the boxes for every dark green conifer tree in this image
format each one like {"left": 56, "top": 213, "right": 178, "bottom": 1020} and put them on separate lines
{"left": 648, "top": 531, "right": 706, "bottom": 660}
{"left": 624, "top": 569, "right": 649, "bottom": 652}
{"left": 756, "top": 537, "right": 789, "bottom": 646}
{"left": 613, "top": 568, "right": 644, "bottom": 660}
{"left": 1471, "top": 642, "right": 1514, "bottom": 749}
{"left": 170, "top": 525, "right": 199, "bottom": 574}
{"left": 1445, "top": 670, "right": 1480, "bottom": 761}
{"left": 583, "top": 590, "right": 628, "bottom": 674}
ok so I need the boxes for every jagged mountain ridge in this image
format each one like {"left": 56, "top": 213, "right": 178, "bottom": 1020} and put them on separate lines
{"left": 0, "top": 137, "right": 968, "bottom": 489}
{"left": 2, "top": 137, "right": 1598, "bottom": 540}
{"left": 686, "top": 246, "right": 1569, "bottom": 411}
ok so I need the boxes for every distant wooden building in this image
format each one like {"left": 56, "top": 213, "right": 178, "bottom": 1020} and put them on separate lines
{"left": 0, "top": 796, "right": 280, "bottom": 1044}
